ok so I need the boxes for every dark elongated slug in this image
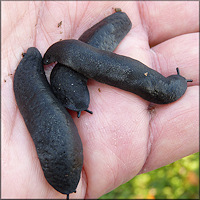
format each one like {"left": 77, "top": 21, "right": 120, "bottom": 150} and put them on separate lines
{"left": 50, "top": 11, "right": 132, "bottom": 117}
{"left": 14, "top": 47, "right": 83, "bottom": 197}
{"left": 50, "top": 64, "right": 91, "bottom": 118}
{"left": 43, "top": 39, "right": 192, "bottom": 104}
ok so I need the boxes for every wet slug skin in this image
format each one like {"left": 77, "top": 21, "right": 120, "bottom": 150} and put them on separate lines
{"left": 14, "top": 47, "right": 83, "bottom": 197}
{"left": 50, "top": 11, "right": 132, "bottom": 117}
{"left": 43, "top": 39, "right": 192, "bottom": 104}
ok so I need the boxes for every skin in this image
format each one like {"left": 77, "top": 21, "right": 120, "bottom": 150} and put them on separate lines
{"left": 2, "top": 1, "right": 199, "bottom": 199}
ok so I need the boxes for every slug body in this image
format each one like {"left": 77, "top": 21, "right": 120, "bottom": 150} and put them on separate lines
{"left": 43, "top": 39, "right": 189, "bottom": 104}
{"left": 50, "top": 64, "right": 90, "bottom": 115}
{"left": 50, "top": 11, "right": 132, "bottom": 116}
{"left": 14, "top": 47, "right": 83, "bottom": 195}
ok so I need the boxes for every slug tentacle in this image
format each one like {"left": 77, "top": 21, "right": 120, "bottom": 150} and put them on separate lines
{"left": 176, "top": 67, "right": 193, "bottom": 83}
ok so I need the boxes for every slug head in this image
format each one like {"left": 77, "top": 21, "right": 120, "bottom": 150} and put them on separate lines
{"left": 43, "top": 40, "right": 78, "bottom": 65}
{"left": 43, "top": 41, "right": 65, "bottom": 65}
{"left": 43, "top": 53, "right": 56, "bottom": 65}
{"left": 166, "top": 68, "right": 192, "bottom": 102}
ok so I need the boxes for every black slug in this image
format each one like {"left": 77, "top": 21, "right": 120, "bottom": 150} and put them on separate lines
{"left": 50, "top": 11, "right": 132, "bottom": 117}
{"left": 13, "top": 47, "right": 83, "bottom": 197}
{"left": 43, "top": 39, "right": 192, "bottom": 104}
{"left": 50, "top": 63, "right": 92, "bottom": 118}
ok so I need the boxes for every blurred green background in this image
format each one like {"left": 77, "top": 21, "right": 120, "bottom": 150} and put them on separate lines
{"left": 100, "top": 152, "right": 199, "bottom": 199}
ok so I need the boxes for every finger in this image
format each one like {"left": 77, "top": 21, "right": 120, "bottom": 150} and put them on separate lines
{"left": 139, "top": 86, "right": 199, "bottom": 174}
{"left": 150, "top": 32, "right": 199, "bottom": 85}
{"left": 138, "top": 1, "right": 199, "bottom": 47}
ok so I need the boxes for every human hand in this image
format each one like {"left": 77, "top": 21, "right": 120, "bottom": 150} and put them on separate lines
{"left": 2, "top": 1, "right": 199, "bottom": 199}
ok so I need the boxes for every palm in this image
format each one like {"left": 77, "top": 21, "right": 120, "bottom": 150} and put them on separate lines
{"left": 2, "top": 1, "right": 199, "bottom": 199}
